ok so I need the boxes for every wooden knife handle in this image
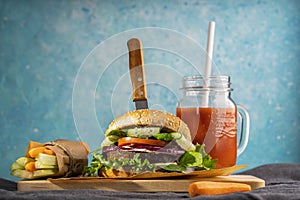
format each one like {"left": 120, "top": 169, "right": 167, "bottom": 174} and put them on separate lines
{"left": 127, "top": 38, "right": 147, "bottom": 101}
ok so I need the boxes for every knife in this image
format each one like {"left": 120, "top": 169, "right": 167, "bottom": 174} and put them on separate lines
{"left": 127, "top": 38, "right": 148, "bottom": 110}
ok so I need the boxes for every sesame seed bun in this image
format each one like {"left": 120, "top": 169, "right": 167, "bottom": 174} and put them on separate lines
{"left": 105, "top": 109, "right": 191, "bottom": 141}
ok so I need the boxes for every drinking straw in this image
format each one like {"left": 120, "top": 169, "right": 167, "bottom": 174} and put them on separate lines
{"left": 202, "top": 21, "right": 216, "bottom": 107}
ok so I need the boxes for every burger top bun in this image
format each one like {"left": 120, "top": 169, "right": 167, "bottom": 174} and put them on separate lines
{"left": 105, "top": 109, "right": 191, "bottom": 141}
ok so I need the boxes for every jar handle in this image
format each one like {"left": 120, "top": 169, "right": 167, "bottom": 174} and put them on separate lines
{"left": 236, "top": 104, "right": 250, "bottom": 156}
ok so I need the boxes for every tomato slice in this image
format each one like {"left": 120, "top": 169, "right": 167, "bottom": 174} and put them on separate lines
{"left": 118, "top": 137, "right": 167, "bottom": 147}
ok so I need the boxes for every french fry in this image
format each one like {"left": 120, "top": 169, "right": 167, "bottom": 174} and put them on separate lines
{"left": 188, "top": 181, "right": 251, "bottom": 197}
{"left": 25, "top": 161, "right": 37, "bottom": 172}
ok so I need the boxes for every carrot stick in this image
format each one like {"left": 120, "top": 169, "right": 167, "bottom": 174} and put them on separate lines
{"left": 25, "top": 161, "right": 37, "bottom": 172}
{"left": 43, "top": 148, "right": 55, "bottom": 155}
{"left": 25, "top": 141, "right": 43, "bottom": 157}
{"left": 28, "top": 147, "right": 46, "bottom": 158}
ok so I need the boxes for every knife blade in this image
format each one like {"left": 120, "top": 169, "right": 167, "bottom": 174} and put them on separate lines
{"left": 127, "top": 38, "right": 148, "bottom": 110}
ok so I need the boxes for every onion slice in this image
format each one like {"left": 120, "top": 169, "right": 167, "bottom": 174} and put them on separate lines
{"left": 102, "top": 144, "right": 185, "bottom": 155}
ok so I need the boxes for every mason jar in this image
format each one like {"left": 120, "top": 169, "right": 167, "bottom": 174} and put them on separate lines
{"left": 176, "top": 75, "right": 250, "bottom": 168}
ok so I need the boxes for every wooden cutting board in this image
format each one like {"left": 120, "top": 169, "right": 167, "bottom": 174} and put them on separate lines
{"left": 18, "top": 175, "right": 265, "bottom": 192}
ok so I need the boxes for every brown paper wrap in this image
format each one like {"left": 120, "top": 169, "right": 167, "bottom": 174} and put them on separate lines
{"left": 44, "top": 139, "right": 88, "bottom": 177}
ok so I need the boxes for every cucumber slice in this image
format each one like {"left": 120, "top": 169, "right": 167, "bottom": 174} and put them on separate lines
{"left": 107, "top": 130, "right": 127, "bottom": 137}
{"left": 36, "top": 153, "right": 57, "bottom": 166}
{"left": 171, "top": 132, "right": 195, "bottom": 151}
{"left": 126, "top": 127, "right": 161, "bottom": 138}
{"left": 16, "top": 157, "right": 35, "bottom": 167}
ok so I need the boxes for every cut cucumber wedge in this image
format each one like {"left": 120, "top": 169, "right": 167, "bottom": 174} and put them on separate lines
{"left": 35, "top": 161, "right": 58, "bottom": 169}
{"left": 16, "top": 157, "right": 35, "bottom": 167}
{"left": 36, "top": 153, "right": 57, "bottom": 166}
{"left": 33, "top": 169, "right": 58, "bottom": 177}
{"left": 10, "top": 162, "right": 24, "bottom": 171}
{"left": 10, "top": 169, "right": 33, "bottom": 179}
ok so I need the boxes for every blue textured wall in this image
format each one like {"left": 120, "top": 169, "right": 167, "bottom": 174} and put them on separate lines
{"left": 0, "top": 0, "right": 299, "bottom": 181}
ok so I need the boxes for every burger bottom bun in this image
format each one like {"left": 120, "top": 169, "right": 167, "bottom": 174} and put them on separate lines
{"left": 100, "top": 168, "right": 134, "bottom": 178}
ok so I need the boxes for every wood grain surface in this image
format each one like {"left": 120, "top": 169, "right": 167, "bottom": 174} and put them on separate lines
{"left": 18, "top": 175, "right": 265, "bottom": 192}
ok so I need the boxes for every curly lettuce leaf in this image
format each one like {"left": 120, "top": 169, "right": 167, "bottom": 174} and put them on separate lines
{"left": 161, "top": 144, "right": 217, "bottom": 173}
{"left": 82, "top": 152, "right": 156, "bottom": 176}
{"left": 179, "top": 151, "right": 202, "bottom": 167}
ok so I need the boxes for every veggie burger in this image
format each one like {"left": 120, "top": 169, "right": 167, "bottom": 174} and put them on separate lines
{"left": 83, "top": 109, "right": 216, "bottom": 177}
